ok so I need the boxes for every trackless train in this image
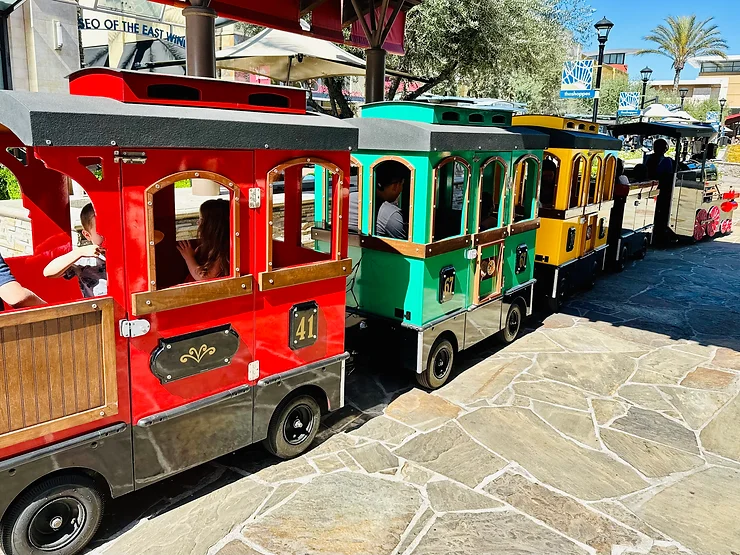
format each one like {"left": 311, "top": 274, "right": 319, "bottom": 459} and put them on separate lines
{"left": 0, "top": 69, "right": 734, "bottom": 555}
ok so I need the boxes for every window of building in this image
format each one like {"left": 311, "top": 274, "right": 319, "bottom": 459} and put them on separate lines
{"left": 603, "top": 53, "right": 625, "bottom": 65}
{"left": 541, "top": 154, "right": 560, "bottom": 209}
{"left": 478, "top": 158, "right": 506, "bottom": 231}
{"left": 432, "top": 158, "right": 469, "bottom": 241}
{"left": 587, "top": 155, "right": 602, "bottom": 205}
{"left": 701, "top": 61, "right": 740, "bottom": 73}
{"left": 512, "top": 156, "right": 539, "bottom": 223}
{"left": 569, "top": 156, "right": 586, "bottom": 208}
{"left": 371, "top": 158, "right": 413, "bottom": 241}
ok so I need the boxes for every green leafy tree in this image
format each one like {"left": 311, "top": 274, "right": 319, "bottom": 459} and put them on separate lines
{"left": 388, "top": 0, "right": 591, "bottom": 103}
{"left": 637, "top": 15, "right": 728, "bottom": 93}
{"left": 0, "top": 166, "right": 21, "bottom": 201}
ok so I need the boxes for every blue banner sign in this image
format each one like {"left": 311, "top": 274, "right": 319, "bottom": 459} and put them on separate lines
{"left": 78, "top": 16, "right": 186, "bottom": 47}
{"left": 617, "top": 92, "right": 640, "bottom": 117}
{"left": 560, "top": 60, "right": 595, "bottom": 99}
{"left": 706, "top": 111, "right": 720, "bottom": 123}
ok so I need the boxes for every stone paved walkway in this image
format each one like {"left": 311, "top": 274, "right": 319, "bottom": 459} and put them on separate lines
{"left": 91, "top": 224, "right": 740, "bottom": 555}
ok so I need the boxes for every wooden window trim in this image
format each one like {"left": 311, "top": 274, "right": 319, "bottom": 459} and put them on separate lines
{"left": 543, "top": 153, "right": 561, "bottom": 210}
{"left": 369, "top": 155, "right": 415, "bottom": 241}
{"left": 132, "top": 275, "right": 253, "bottom": 316}
{"left": 144, "top": 170, "right": 241, "bottom": 291}
{"left": 477, "top": 156, "right": 507, "bottom": 231}
{"left": 569, "top": 155, "right": 587, "bottom": 209}
{"left": 431, "top": 156, "right": 471, "bottom": 243}
{"left": 350, "top": 156, "right": 363, "bottom": 233}
{"left": 603, "top": 155, "right": 617, "bottom": 201}
{"left": 585, "top": 154, "right": 603, "bottom": 206}
{"left": 0, "top": 298, "right": 118, "bottom": 450}
{"left": 512, "top": 154, "right": 541, "bottom": 223}
{"left": 262, "top": 157, "right": 345, "bottom": 292}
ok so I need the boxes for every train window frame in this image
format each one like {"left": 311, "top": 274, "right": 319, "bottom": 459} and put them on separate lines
{"left": 477, "top": 156, "right": 507, "bottom": 231}
{"left": 602, "top": 155, "right": 617, "bottom": 201}
{"left": 431, "top": 156, "right": 471, "bottom": 243}
{"left": 586, "top": 154, "right": 603, "bottom": 206}
{"left": 569, "top": 155, "right": 587, "bottom": 209}
{"left": 368, "top": 156, "right": 416, "bottom": 242}
{"left": 260, "top": 157, "right": 350, "bottom": 292}
{"left": 511, "top": 155, "right": 540, "bottom": 223}
{"left": 349, "top": 156, "right": 363, "bottom": 234}
{"left": 131, "top": 170, "right": 248, "bottom": 317}
{"left": 541, "top": 153, "right": 560, "bottom": 210}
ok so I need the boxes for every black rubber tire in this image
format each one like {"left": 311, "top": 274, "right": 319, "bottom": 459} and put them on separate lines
{"left": 263, "top": 395, "right": 321, "bottom": 459}
{"left": 616, "top": 246, "right": 629, "bottom": 273}
{"left": 499, "top": 303, "right": 523, "bottom": 344}
{"left": 1, "top": 475, "right": 104, "bottom": 555}
{"left": 416, "top": 337, "right": 455, "bottom": 390}
{"left": 547, "top": 277, "right": 567, "bottom": 313}
{"left": 635, "top": 238, "right": 649, "bottom": 260}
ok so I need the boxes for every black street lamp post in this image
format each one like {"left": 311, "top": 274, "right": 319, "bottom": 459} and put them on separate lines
{"left": 679, "top": 88, "right": 689, "bottom": 109}
{"left": 640, "top": 66, "right": 653, "bottom": 122}
{"left": 719, "top": 98, "right": 727, "bottom": 145}
{"left": 592, "top": 16, "right": 614, "bottom": 123}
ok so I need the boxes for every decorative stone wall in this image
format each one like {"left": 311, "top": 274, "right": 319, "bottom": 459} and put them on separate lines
{"left": 716, "top": 161, "right": 740, "bottom": 182}
{"left": 0, "top": 201, "right": 32, "bottom": 258}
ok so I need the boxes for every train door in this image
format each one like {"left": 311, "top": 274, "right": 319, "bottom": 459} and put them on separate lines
{"left": 120, "top": 151, "right": 256, "bottom": 488}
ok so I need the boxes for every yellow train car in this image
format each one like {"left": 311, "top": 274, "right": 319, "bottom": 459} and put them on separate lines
{"left": 512, "top": 116, "right": 622, "bottom": 310}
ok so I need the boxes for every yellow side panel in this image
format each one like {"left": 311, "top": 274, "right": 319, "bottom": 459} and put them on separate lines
{"left": 594, "top": 205, "right": 611, "bottom": 249}
{"left": 536, "top": 217, "right": 585, "bottom": 267}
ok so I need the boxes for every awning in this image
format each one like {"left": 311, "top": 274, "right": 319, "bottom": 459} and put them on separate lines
{"left": 641, "top": 104, "right": 675, "bottom": 120}
{"left": 216, "top": 28, "right": 366, "bottom": 82}
{"left": 517, "top": 127, "right": 622, "bottom": 151}
{"left": 611, "top": 121, "right": 716, "bottom": 139}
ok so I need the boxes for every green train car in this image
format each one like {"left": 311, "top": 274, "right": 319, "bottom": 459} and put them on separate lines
{"left": 314, "top": 101, "right": 547, "bottom": 388}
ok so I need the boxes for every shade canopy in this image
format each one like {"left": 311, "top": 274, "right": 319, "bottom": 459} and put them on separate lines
{"left": 217, "top": 28, "right": 366, "bottom": 82}
{"left": 641, "top": 104, "right": 675, "bottom": 120}
{"left": 611, "top": 121, "right": 716, "bottom": 139}
{"left": 154, "top": 0, "right": 419, "bottom": 49}
{"left": 663, "top": 110, "right": 699, "bottom": 123}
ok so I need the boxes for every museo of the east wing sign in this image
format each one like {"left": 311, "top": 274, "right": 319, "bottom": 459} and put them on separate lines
{"left": 560, "top": 60, "right": 595, "bottom": 99}
{"left": 78, "top": 15, "right": 186, "bottom": 47}
{"left": 618, "top": 92, "right": 641, "bottom": 117}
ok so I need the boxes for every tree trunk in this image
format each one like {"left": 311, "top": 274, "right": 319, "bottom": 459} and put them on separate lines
{"left": 325, "top": 77, "right": 355, "bottom": 119}
{"left": 387, "top": 75, "right": 402, "bottom": 100}
{"left": 673, "top": 67, "right": 682, "bottom": 94}
{"left": 402, "top": 62, "right": 458, "bottom": 101}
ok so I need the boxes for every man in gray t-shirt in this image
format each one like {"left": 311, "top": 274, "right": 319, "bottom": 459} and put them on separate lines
{"left": 374, "top": 162, "right": 408, "bottom": 240}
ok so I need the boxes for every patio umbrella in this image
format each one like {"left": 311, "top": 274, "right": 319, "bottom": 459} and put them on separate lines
{"left": 216, "top": 28, "right": 366, "bottom": 83}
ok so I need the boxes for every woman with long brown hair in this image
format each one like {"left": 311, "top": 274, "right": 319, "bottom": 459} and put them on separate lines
{"left": 177, "top": 198, "right": 230, "bottom": 281}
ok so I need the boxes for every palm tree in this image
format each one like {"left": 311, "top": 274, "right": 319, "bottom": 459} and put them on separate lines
{"left": 637, "top": 15, "right": 728, "bottom": 93}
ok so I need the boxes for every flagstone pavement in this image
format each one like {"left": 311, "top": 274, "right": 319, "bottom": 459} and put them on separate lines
{"left": 92, "top": 223, "right": 740, "bottom": 555}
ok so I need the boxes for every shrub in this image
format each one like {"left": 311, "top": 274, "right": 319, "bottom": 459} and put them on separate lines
{"left": 0, "top": 165, "right": 21, "bottom": 200}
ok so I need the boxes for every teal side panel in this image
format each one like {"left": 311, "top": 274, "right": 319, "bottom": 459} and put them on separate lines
{"left": 348, "top": 248, "right": 424, "bottom": 323}
{"left": 503, "top": 229, "right": 537, "bottom": 291}
{"left": 314, "top": 165, "right": 327, "bottom": 226}
{"left": 420, "top": 250, "right": 471, "bottom": 326}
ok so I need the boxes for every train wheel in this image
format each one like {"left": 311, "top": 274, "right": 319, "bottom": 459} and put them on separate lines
{"left": 417, "top": 337, "right": 455, "bottom": 390}
{"left": 264, "top": 395, "right": 321, "bottom": 459}
{"left": 616, "top": 246, "right": 628, "bottom": 272}
{"left": 1, "top": 475, "right": 104, "bottom": 555}
{"left": 635, "top": 238, "right": 649, "bottom": 260}
{"left": 547, "top": 278, "right": 567, "bottom": 313}
{"left": 499, "top": 303, "right": 523, "bottom": 344}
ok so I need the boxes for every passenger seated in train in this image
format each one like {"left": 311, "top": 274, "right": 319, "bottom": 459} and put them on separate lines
{"left": 479, "top": 192, "right": 499, "bottom": 231}
{"left": 43, "top": 202, "right": 107, "bottom": 298}
{"left": 645, "top": 139, "right": 673, "bottom": 180}
{"left": 539, "top": 159, "right": 557, "bottom": 208}
{"left": 177, "top": 198, "right": 230, "bottom": 281}
{"left": 0, "top": 252, "right": 44, "bottom": 308}
{"left": 614, "top": 159, "right": 630, "bottom": 197}
{"left": 375, "top": 161, "right": 409, "bottom": 240}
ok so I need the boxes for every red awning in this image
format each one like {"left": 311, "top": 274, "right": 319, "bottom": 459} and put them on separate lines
{"left": 154, "top": 0, "right": 418, "bottom": 52}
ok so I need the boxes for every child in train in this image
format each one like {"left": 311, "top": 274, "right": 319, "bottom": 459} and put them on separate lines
{"left": 177, "top": 198, "right": 230, "bottom": 281}
{"left": 43, "top": 202, "right": 107, "bottom": 298}
{"left": 0, "top": 252, "right": 44, "bottom": 308}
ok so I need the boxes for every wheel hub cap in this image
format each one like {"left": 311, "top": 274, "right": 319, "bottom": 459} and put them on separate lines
{"left": 49, "top": 517, "right": 63, "bottom": 530}
{"left": 283, "top": 405, "right": 314, "bottom": 446}
{"left": 28, "top": 497, "right": 86, "bottom": 551}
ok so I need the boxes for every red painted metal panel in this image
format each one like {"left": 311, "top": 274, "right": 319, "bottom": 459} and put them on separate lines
{"left": 349, "top": 9, "right": 406, "bottom": 54}
{"left": 69, "top": 68, "right": 307, "bottom": 114}
{"left": 0, "top": 145, "right": 132, "bottom": 461}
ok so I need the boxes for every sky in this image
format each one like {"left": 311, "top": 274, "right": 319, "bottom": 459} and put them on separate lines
{"left": 583, "top": 0, "right": 739, "bottom": 82}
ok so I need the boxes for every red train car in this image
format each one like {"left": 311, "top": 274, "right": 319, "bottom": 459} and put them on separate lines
{"left": 0, "top": 68, "right": 356, "bottom": 555}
